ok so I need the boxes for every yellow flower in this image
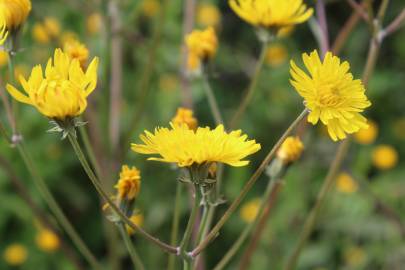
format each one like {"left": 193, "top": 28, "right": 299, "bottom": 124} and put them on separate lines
{"left": 43, "top": 17, "right": 61, "bottom": 38}
{"left": 6, "top": 48, "right": 99, "bottom": 120}
{"left": 277, "top": 136, "right": 304, "bottom": 164}
{"left": 141, "top": 0, "right": 160, "bottom": 18}
{"left": 60, "top": 31, "right": 78, "bottom": 45}
{"left": 36, "top": 229, "right": 60, "bottom": 252}
{"left": 0, "top": 15, "right": 8, "bottom": 44}
{"left": 290, "top": 50, "right": 371, "bottom": 141}
{"left": 266, "top": 44, "right": 288, "bottom": 67}
{"left": 0, "top": 0, "right": 31, "bottom": 30}
{"left": 126, "top": 213, "right": 144, "bottom": 235}
{"left": 115, "top": 165, "right": 141, "bottom": 200}
{"left": 185, "top": 27, "right": 218, "bottom": 71}
{"left": 197, "top": 3, "right": 221, "bottom": 27}
{"left": 335, "top": 172, "right": 358, "bottom": 193}
{"left": 371, "top": 145, "right": 398, "bottom": 170}
{"left": 3, "top": 244, "right": 28, "bottom": 266}
{"left": 32, "top": 23, "right": 50, "bottom": 44}
{"left": 0, "top": 50, "right": 8, "bottom": 67}
{"left": 64, "top": 39, "right": 89, "bottom": 68}
{"left": 132, "top": 124, "right": 261, "bottom": 167}
{"left": 171, "top": 107, "right": 198, "bottom": 130}
{"left": 343, "top": 246, "right": 366, "bottom": 267}
{"left": 159, "top": 74, "right": 178, "bottom": 92}
{"left": 240, "top": 198, "right": 260, "bottom": 223}
{"left": 87, "top": 13, "right": 102, "bottom": 35}
{"left": 354, "top": 120, "right": 378, "bottom": 145}
{"left": 229, "top": 0, "right": 312, "bottom": 31}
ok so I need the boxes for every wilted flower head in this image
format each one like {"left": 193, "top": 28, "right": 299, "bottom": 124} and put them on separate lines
{"left": 132, "top": 123, "right": 261, "bottom": 168}
{"left": 185, "top": 27, "right": 218, "bottom": 71}
{"left": 171, "top": 107, "right": 198, "bottom": 130}
{"left": 277, "top": 136, "right": 304, "bottom": 164}
{"left": 64, "top": 39, "right": 89, "bottom": 68}
{"left": 290, "top": 50, "right": 371, "bottom": 141}
{"left": 115, "top": 165, "right": 141, "bottom": 200}
{"left": 0, "top": 0, "right": 31, "bottom": 30}
{"left": 229, "top": 0, "right": 312, "bottom": 34}
{"left": 6, "top": 48, "right": 99, "bottom": 121}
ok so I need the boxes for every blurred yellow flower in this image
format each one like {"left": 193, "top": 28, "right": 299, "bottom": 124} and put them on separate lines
{"left": 354, "top": 120, "right": 378, "bottom": 145}
{"left": 229, "top": 0, "right": 312, "bottom": 32}
{"left": 132, "top": 124, "right": 261, "bottom": 167}
{"left": 197, "top": 3, "right": 221, "bottom": 27}
{"left": 290, "top": 51, "right": 371, "bottom": 141}
{"left": 335, "top": 172, "right": 358, "bottom": 193}
{"left": 371, "top": 145, "right": 398, "bottom": 170}
{"left": 60, "top": 31, "right": 78, "bottom": 45}
{"left": 36, "top": 229, "right": 60, "bottom": 252}
{"left": 277, "top": 136, "right": 304, "bottom": 164}
{"left": 64, "top": 39, "right": 89, "bottom": 68}
{"left": 240, "top": 198, "right": 260, "bottom": 223}
{"left": 115, "top": 165, "right": 141, "bottom": 200}
{"left": 126, "top": 213, "right": 144, "bottom": 235}
{"left": 32, "top": 23, "right": 50, "bottom": 44}
{"left": 3, "top": 244, "right": 28, "bottom": 266}
{"left": 266, "top": 44, "right": 288, "bottom": 67}
{"left": 0, "top": 0, "right": 31, "bottom": 29}
{"left": 159, "top": 74, "right": 178, "bottom": 92}
{"left": 6, "top": 48, "right": 99, "bottom": 120}
{"left": 171, "top": 107, "right": 198, "bottom": 130}
{"left": 185, "top": 27, "right": 218, "bottom": 71}
{"left": 343, "top": 246, "right": 366, "bottom": 267}
{"left": 43, "top": 17, "right": 61, "bottom": 38}
{"left": 0, "top": 50, "right": 8, "bottom": 67}
{"left": 87, "top": 13, "right": 102, "bottom": 35}
{"left": 278, "top": 26, "right": 294, "bottom": 38}
{"left": 141, "top": 0, "right": 160, "bottom": 18}
{"left": 0, "top": 15, "right": 8, "bottom": 44}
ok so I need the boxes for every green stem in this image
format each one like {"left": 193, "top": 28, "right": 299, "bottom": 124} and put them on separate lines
{"left": 191, "top": 109, "right": 308, "bottom": 257}
{"left": 118, "top": 222, "right": 145, "bottom": 270}
{"left": 78, "top": 123, "right": 102, "bottom": 179}
{"left": 16, "top": 142, "right": 102, "bottom": 270}
{"left": 202, "top": 73, "right": 223, "bottom": 125}
{"left": 67, "top": 133, "right": 178, "bottom": 254}
{"left": 229, "top": 42, "right": 268, "bottom": 129}
{"left": 168, "top": 182, "right": 183, "bottom": 270}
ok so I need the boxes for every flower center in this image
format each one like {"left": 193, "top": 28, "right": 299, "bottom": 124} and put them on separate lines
{"left": 317, "top": 83, "right": 342, "bottom": 107}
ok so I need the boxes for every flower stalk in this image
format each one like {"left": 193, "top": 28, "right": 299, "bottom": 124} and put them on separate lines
{"left": 202, "top": 72, "right": 223, "bottom": 125}
{"left": 118, "top": 222, "right": 145, "bottom": 270}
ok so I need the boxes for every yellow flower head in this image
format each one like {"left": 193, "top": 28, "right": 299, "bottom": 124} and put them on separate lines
{"left": 32, "top": 23, "right": 50, "bottom": 44}
{"left": 335, "top": 172, "right": 358, "bottom": 193}
{"left": 171, "top": 107, "right": 198, "bottom": 130}
{"left": 3, "top": 244, "right": 28, "bottom": 266}
{"left": 354, "top": 120, "right": 378, "bottom": 145}
{"left": 141, "top": 0, "right": 160, "bottom": 18}
{"left": 266, "top": 44, "right": 288, "bottom": 67}
{"left": 126, "top": 213, "right": 144, "bottom": 235}
{"left": 290, "top": 50, "right": 371, "bottom": 141}
{"left": 132, "top": 123, "right": 261, "bottom": 167}
{"left": 115, "top": 165, "right": 141, "bottom": 200}
{"left": 63, "top": 39, "right": 89, "bottom": 69}
{"left": 197, "top": 3, "right": 221, "bottom": 28}
{"left": 277, "top": 136, "right": 304, "bottom": 164}
{"left": 0, "top": 0, "right": 31, "bottom": 29}
{"left": 87, "top": 13, "right": 102, "bottom": 35}
{"left": 43, "top": 17, "right": 61, "bottom": 38}
{"left": 229, "top": 0, "right": 312, "bottom": 31}
{"left": 185, "top": 27, "right": 218, "bottom": 71}
{"left": 6, "top": 48, "right": 99, "bottom": 120}
{"left": 35, "top": 229, "right": 60, "bottom": 252}
{"left": 0, "top": 15, "right": 8, "bottom": 44}
{"left": 371, "top": 145, "right": 398, "bottom": 170}
{"left": 240, "top": 198, "right": 260, "bottom": 223}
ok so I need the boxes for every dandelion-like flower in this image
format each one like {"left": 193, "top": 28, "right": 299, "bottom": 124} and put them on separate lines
{"left": 115, "top": 165, "right": 141, "bottom": 200}
{"left": 171, "top": 107, "right": 198, "bottom": 130}
{"left": 185, "top": 27, "right": 218, "bottom": 71}
{"left": 290, "top": 50, "right": 371, "bottom": 141}
{"left": 229, "top": 0, "right": 312, "bottom": 34}
{"left": 0, "top": 15, "right": 8, "bottom": 45}
{"left": 64, "top": 39, "right": 89, "bottom": 68}
{"left": 6, "top": 48, "right": 99, "bottom": 121}
{"left": 277, "top": 136, "right": 304, "bottom": 164}
{"left": 0, "top": 0, "right": 31, "bottom": 30}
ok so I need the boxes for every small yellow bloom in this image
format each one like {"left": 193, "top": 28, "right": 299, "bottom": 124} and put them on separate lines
{"left": 43, "top": 17, "right": 61, "bottom": 38}
{"left": 60, "top": 31, "right": 78, "bottom": 45}
{"left": 115, "top": 165, "right": 141, "bottom": 200}
{"left": 87, "top": 13, "right": 102, "bottom": 35}
{"left": 64, "top": 39, "right": 89, "bottom": 69}
{"left": 126, "top": 213, "right": 144, "bottom": 235}
{"left": 371, "top": 145, "right": 398, "bottom": 170}
{"left": 159, "top": 74, "right": 178, "bottom": 92}
{"left": 197, "top": 3, "right": 221, "bottom": 27}
{"left": 354, "top": 120, "right": 378, "bottom": 145}
{"left": 290, "top": 50, "right": 371, "bottom": 141}
{"left": 229, "top": 0, "right": 312, "bottom": 32}
{"left": 0, "top": 15, "right": 8, "bottom": 44}
{"left": 0, "top": 0, "right": 31, "bottom": 29}
{"left": 171, "top": 107, "right": 198, "bottom": 130}
{"left": 335, "top": 172, "right": 358, "bottom": 193}
{"left": 240, "top": 198, "right": 260, "bottom": 223}
{"left": 36, "top": 229, "right": 60, "bottom": 252}
{"left": 32, "top": 23, "right": 50, "bottom": 44}
{"left": 6, "top": 48, "right": 99, "bottom": 120}
{"left": 132, "top": 124, "right": 261, "bottom": 167}
{"left": 141, "top": 0, "right": 160, "bottom": 18}
{"left": 3, "top": 244, "right": 28, "bottom": 266}
{"left": 0, "top": 50, "right": 8, "bottom": 67}
{"left": 266, "top": 44, "right": 288, "bottom": 67}
{"left": 185, "top": 27, "right": 218, "bottom": 71}
{"left": 343, "top": 246, "right": 366, "bottom": 267}
{"left": 277, "top": 136, "right": 304, "bottom": 164}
